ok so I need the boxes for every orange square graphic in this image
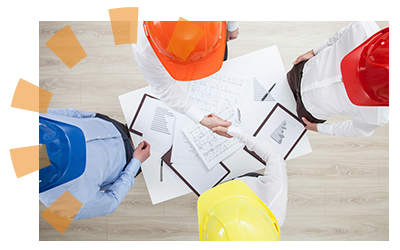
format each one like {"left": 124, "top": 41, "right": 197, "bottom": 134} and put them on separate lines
{"left": 110, "top": 20, "right": 137, "bottom": 45}
{"left": 10, "top": 145, "right": 41, "bottom": 178}
{"left": 108, "top": 7, "right": 139, "bottom": 45}
{"left": 11, "top": 79, "right": 52, "bottom": 114}
{"left": 41, "top": 191, "right": 83, "bottom": 234}
{"left": 39, "top": 86, "right": 53, "bottom": 114}
{"left": 45, "top": 25, "right": 87, "bottom": 69}
{"left": 166, "top": 17, "right": 206, "bottom": 61}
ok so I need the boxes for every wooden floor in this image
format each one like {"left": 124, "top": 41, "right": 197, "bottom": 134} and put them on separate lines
{"left": 39, "top": 21, "right": 389, "bottom": 241}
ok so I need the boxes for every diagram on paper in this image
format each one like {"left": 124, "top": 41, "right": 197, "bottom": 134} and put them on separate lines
{"left": 181, "top": 73, "right": 245, "bottom": 169}
{"left": 182, "top": 107, "right": 243, "bottom": 169}
{"left": 254, "top": 77, "right": 275, "bottom": 101}
{"left": 150, "top": 106, "right": 175, "bottom": 135}
{"left": 187, "top": 74, "right": 244, "bottom": 113}
{"left": 270, "top": 120, "right": 295, "bottom": 144}
{"left": 251, "top": 75, "right": 282, "bottom": 102}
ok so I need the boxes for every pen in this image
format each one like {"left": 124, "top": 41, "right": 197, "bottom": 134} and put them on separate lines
{"left": 237, "top": 108, "right": 241, "bottom": 122}
{"left": 261, "top": 82, "right": 277, "bottom": 101}
{"left": 160, "top": 159, "right": 163, "bottom": 182}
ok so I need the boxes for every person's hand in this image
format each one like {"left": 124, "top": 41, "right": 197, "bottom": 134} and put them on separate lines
{"left": 200, "top": 114, "right": 232, "bottom": 138}
{"left": 302, "top": 117, "right": 318, "bottom": 132}
{"left": 293, "top": 49, "right": 315, "bottom": 65}
{"left": 133, "top": 141, "right": 151, "bottom": 163}
{"left": 227, "top": 28, "right": 239, "bottom": 41}
{"left": 212, "top": 126, "right": 230, "bottom": 137}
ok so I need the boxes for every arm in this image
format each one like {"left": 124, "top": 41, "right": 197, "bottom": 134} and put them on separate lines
{"left": 74, "top": 158, "right": 141, "bottom": 220}
{"left": 312, "top": 25, "right": 349, "bottom": 55}
{"left": 74, "top": 141, "right": 151, "bottom": 220}
{"left": 213, "top": 126, "right": 286, "bottom": 201}
{"left": 303, "top": 116, "right": 372, "bottom": 137}
{"left": 226, "top": 126, "right": 286, "bottom": 179}
{"left": 132, "top": 42, "right": 232, "bottom": 134}
{"left": 132, "top": 44, "right": 206, "bottom": 124}
{"left": 227, "top": 21, "right": 239, "bottom": 41}
{"left": 221, "top": 126, "right": 288, "bottom": 226}
{"left": 227, "top": 21, "right": 239, "bottom": 32}
{"left": 293, "top": 28, "right": 342, "bottom": 64}
{"left": 131, "top": 54, "right": 231, "bottom": 132}
{"left": 304, "top": 107, "right": 389, "bottom": 137}
{"left": 317, "top": 119, "right": 385, "bottom": 137}
{"left": 294, "top": 22, "right": 376, "bottom": 65}
{"left": 317, "top": 121, "right": 372, "bottom": 137}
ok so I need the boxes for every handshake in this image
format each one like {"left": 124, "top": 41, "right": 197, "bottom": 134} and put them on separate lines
{"left": 200, "top": 113, "right": 234, "bottom": 138}
{"left": 133, "top": 113, "right": 233, "bottom": 165}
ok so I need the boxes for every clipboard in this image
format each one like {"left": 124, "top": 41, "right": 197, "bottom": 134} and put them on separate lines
{"left": 161, "top": 147, "right": 230, "bottom": 196}
{"left": 128, "top": 93, "right": 158, "bottom": 136}
{"left": 244, "top": 103, "right": 306, "bottom": 163}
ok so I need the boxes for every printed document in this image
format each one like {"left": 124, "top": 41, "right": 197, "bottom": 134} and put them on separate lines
{"left": 182, "top": 74, "right": 245, "bottom": 169}
{"left": 131, "top": 96, "right": 176, "bottom": 153}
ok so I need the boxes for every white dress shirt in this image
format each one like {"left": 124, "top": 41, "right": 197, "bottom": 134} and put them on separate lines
{"left": 301, "top": 21, "right": 389, "bottom": 137}
{"left": 131, "top": 21, "right": 239, "bottom": 124}
{"left": 228, "top": 126, "right": 288, "bottom": 227}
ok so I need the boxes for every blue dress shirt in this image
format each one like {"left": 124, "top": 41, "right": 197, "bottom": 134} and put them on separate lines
{"left": 39, "top": 108, "right": 141, "bottom": 220}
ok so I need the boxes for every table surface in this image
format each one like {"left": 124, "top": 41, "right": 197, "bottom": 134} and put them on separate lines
{"left": 119, "top": 45, "right": 312, "bottom": 204}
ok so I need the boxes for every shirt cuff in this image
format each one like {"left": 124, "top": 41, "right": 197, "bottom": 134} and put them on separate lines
{"left": 186, "top": 104, "right": 206, "bottom": 124}
{"left": 317, "top": 123, "right": 333, "bottom": 136}
{"left": 313, "top": 40, "right": 328, "bottom": 55}
{"left": 227, "top": 21, "right": 239, "bottom": 32}
{"left": 227, "top": 126, "right": 242, "bottom": 138}
{"left": 124, "top": 158, "right": 142, "bottom": 176}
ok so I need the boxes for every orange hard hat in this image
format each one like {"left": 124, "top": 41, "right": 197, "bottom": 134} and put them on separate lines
{"left": 341, "top": 27, "right": 389, "bottom": 106}
{"left": 143, "top": 20, "right": 226, "bottom": 81}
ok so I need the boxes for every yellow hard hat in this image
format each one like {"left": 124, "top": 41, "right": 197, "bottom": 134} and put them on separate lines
{"left": 197, "top": 180, "right": 280, "bottom": 241}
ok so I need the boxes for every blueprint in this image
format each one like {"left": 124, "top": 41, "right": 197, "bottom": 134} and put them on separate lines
{"left": 187, "top": 73, "right": 244, "bottom": 113}
{"left": 183, "top": 74, "right": 245, "bottom": 169}
{"left": 182, "top": 107, "right": 243, "bottom": 169}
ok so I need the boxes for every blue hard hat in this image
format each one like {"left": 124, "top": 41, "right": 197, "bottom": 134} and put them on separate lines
{"left": 39, "top": 117, "right": 86, "bottom": 193}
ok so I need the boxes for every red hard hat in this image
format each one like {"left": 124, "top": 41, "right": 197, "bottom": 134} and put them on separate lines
{"left": 144, "top": 19, "right": 226, "bottom": 81}
{"left": 341, "top": 27, "right": 389, "bottom": 106}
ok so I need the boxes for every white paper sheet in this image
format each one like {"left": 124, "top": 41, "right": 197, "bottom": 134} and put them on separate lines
{"left": 181, "top": 73, "right": 245, "bottom": 169}
{"left": 132, "top": 96, "right": 177, "bottom": 153}
{"left": 169, "top": 108, "right": 230, "bottom": 195}
{"left": 251, "top": 75, "right": 282, "bottom": 102}
{"left": 187, "top": 73, "right": 245, "bottom": 113}
{"left": 171, "top": 114, "right": 203, "bottom": 165}
{"left": 171, "top": 161, "right": 228, "bottom": 195}
{"left": 182, "top": 106, "right": 243, "bottom": 169}
{"left": 241, "top": 74, "right": 287, "bottom": 135}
